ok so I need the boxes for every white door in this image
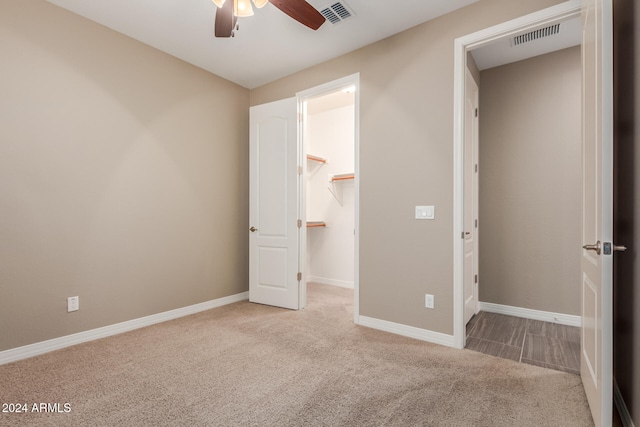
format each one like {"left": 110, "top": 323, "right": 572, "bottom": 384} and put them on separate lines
{"left": 463, "top": 69, "right": 479, "bottom": 325}
{"left": 580, "top": 0, "right": 613, "bottom": 425}
{"left": 249, "top": 97, "right": 300, "bottom": 310}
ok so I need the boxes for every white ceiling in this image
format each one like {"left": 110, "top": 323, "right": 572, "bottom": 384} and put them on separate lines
{"left": 45, "top": 0, "right": 581, "bottom": 89}
{"left": 46, "top": 0, "right": 481, "bottom": 89}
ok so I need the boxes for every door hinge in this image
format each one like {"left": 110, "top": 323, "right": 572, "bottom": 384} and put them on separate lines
{"left": 298, "top": 166, "right": 302, "bottom": 175}
{"left": 297, "top": 219, "right": 302, "bottom": 228}
{"left": 297, "top": 272, "right": 302, "bottom": 281}
{"left": 298, "top": 112, "right": 303, "bottom": 123}
{"left": 475, "top": 164, "right": 478, "bottom": 173}
{"left": 475, "top": 274, "right": 478, "bottom": 284}
{"left": 475, "top": 219, "right": 478, "bottom": 228}
{"left": 475, "top": 108, "right": 478, "bottom": 117}
{"left": 461, "top": 231, "right": 465, "bottom": 239}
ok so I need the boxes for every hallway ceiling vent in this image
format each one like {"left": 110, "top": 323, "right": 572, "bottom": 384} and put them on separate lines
{"left": 320, "top": 2, "right": 355, "bottom": 25}
{"left": 511, "top": 24, "right": 561, "bottom": 47}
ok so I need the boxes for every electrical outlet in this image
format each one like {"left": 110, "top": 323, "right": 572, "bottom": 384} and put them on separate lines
{"left": 67, "top": 296, "right": 79, "bottom": 312}
{"left": 425, "top": 294, "right": 434, "bottom": 309}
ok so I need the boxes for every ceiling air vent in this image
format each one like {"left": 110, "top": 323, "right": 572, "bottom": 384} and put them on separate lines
{"left": 320, "top": 2, "right": 355, "bottom": 25}
{"left": 511, "top": 24, "right": 561, "bottom": 46}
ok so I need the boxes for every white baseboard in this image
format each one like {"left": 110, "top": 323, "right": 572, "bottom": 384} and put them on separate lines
{"left": 0, "top": 291, "right": 249, "bottom": 365}
{"left": 478, "top": 302, "right": 581, "bottom": 327}
{"left": 358, "top": 315, "right": 455, "bottom": 348}
{"left": 308, "top": 276, "right": 354, "bottom": 289}
{"left": 614, "top": 377, "right": 636, "bottom": 427}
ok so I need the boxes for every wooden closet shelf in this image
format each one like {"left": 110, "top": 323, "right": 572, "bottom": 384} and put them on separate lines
{"left": 306, "top": 154, "right": 327, "bottom": 163}
{"left": 330, "top": 173, "right": 355, "bottom": 181}
{"left": 306, "top": 221, "right": 327, "bottom": 228}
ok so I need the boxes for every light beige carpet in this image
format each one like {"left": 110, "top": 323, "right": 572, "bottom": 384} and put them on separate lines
{"left": 0, "top": 283, "right": 593, "bottom": 426}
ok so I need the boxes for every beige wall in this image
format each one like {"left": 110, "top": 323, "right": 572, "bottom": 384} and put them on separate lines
{"left": 1, "top": 0, "right": 571, "bottom": 352}
{"left": 478, "top": 47, "right": 582, "bottom": 315}
{"left": 0, "top": 1, "right": 250, "bottom": 351}
{"left": 251, "top": 0, "right": 565, "bottom": 335}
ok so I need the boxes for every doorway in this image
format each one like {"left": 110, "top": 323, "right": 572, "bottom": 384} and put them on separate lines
{"left": 452, "top": 0, "right": 583, "bottom": 348}
{"left": 304, "top": 89, "right": 355, "bottom": 291}
{"left": 298, "top": 74, "right": 360, "bottom": 321}
{"left": 463, "top": 43, "right": 583, "bottom": 374}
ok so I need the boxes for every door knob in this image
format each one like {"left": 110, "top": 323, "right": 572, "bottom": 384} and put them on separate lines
{"left": 582, "top": 241, "right": 601, "bottom": 255}
{"left": 613, "top": 244, "right": 627, "bottom": 252}
{"left": 249, "top": 226, "right": 258, "bottom": 232}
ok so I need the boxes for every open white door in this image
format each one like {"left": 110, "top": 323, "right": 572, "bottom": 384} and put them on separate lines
{"left": 249, "top": 98, "right": 300, "bottom": 310}
{"left": 463, "top": 69, "right": 479, "bottom": 325}
{"left": 580, "top": 0, "right": 613, "bottom": 425}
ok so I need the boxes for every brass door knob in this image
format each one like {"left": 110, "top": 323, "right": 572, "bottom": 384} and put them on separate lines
{"left": 249, "top": 226, "right": 258, "bottom": 232}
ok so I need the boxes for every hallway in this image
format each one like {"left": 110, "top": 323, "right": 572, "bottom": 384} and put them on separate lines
{"left": 465, "top": 311, "right": 580, "bottom": 375}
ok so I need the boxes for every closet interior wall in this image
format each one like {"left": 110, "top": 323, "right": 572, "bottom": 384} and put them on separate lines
{"left": 306, "top": 93, "right": 355, "bottom": 289}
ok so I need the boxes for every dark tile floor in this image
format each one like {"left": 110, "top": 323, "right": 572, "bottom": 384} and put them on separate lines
{"left": 465, "top": 311, "right": 627, "bottom": 424}
{"left": 465, "top": 311, "right": 581, "bottom": 375}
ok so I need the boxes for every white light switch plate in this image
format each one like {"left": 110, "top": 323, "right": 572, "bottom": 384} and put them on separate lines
{"left": 415, "top": 206, "right": 435, "bottom": 220}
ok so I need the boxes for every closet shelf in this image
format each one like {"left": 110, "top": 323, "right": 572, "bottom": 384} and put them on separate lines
{"left": 306, "top": 154, "right": 327, "bottom": 164}
{"left": 330, "top": 173, "right": 355, "bottom": 182}
{"left": 306, "top": 221, "right": 327, "bottom": 228}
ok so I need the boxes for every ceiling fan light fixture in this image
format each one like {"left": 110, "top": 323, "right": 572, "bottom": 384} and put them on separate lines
{"left": 214, "top": 0, "right": 326, "bottom": 38}
{"left": 235, "top": 0, "right": 254, "bottom": 17}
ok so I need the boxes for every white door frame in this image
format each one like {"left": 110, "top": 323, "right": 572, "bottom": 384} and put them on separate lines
{"left": 452, "top": 1, "right": 582, "bottom": 348}
{"left": 296, "top": 73, "right": 360, "bottom": 322}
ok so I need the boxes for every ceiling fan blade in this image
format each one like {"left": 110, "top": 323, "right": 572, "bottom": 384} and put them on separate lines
{"left": 215, "top": 0, "right": 238, "bottom": 38}
{"left": 269, "top": 0, "right": 326, "bottom": 30}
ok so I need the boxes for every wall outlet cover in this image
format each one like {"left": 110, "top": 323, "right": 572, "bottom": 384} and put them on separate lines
{"left": 67, "top": 296, "right": 79, "bottom": 312}
{"left": 425, "top": 294, "right": 435, "bottom": 309}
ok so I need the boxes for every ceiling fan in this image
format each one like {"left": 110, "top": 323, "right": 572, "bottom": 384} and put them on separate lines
{"left": 212, "top": 0, "right": 326, "bottom": 38}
